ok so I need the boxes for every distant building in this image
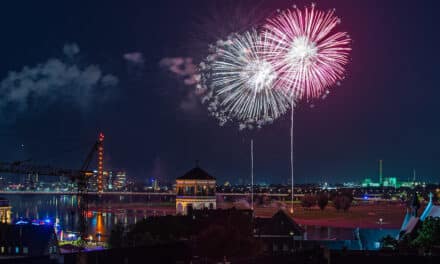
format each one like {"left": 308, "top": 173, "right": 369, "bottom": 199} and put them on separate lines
{"left": 24, "top": 173, "right": 39, "bottom": 190}
{"left": 175, "top": 166, "right": 216, "bottom": 215}
{"left": 89, "top": 170, "right": 111, "bottom": 191}
{"left": 113, "top": 171, "right": 126, "bottom": 191}
{"left": 88, "top": 170, "right": 126, "bottom": 192}
{"left": 0, "top": 198, "right": 11, "bottom": 224}
{"left": 105, "top": 171, "right": 114, "bottom": 190}
{"left": 361, "top": 177, "right": 424, "bottom": 188}
{"left": 88, "top": 170, "right": 99, "bottom": 191}
{"left": 254, "top": 210, "right": 304, "bottom": 254}
{"left": 361, "top": 177, "right": 398, "bottom": 188}
{"left": 0, "top": 224, "right": 59, "bottom": 259}
{"left": 361, "top": 161, "right": 425, "bottom": 188}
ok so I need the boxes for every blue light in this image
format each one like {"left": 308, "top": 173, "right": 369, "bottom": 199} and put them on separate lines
{"left": 15, "top": 220, "right": 29, "bottom": 225}
{"left": 44, "top": 219, "right": 51, "bottom": 224}
{"left": 363, "top": 195, "right": 368, "bottom": 200}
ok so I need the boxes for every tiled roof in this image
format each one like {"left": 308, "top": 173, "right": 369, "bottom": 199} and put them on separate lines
{"left": 254, "top": 210, "right": 304, "bottom": 236}
{"left": 176, "top": 167, "right": 215, "bottom": 180}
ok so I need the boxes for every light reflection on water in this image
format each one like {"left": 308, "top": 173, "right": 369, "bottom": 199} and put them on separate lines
{"left": 2, "top": 194, "right": 175, "bottom": 241}
{"left": 3, "top": 194, "right": 357, "bottom": 242}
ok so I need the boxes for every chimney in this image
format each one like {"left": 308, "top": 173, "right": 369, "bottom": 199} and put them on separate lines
{"left": 379, "top": 160, "right": 383, "bottom": 185}
{"left": 412, "top": 169, "right": 416, "bottom": 182}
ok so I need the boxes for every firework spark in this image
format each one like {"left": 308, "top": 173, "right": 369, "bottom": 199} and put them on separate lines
{"left": 263, "top": 4, "right": 351, "bottom": 100}
{"left": 200, "top": 29, "right": 291, "bottom": 129}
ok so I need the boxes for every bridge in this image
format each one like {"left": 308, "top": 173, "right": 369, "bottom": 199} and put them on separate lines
{"left": 0, "top": 191, "right": 292, "bottom": 198}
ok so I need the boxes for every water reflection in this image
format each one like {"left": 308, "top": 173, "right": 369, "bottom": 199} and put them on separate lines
{"left": 3, "top": 194, "right": 175, "bottom": 241}
{"left": 4, "top": 194, "right": 358, "bottom": 242}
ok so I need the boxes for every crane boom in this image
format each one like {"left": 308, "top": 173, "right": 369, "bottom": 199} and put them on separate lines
{"left": 0, "top": 135, "right": 103, "bottom": 248}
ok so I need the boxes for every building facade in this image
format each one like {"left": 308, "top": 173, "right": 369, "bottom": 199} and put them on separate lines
{"left": 113, "top": 171, "right": 127, "bottom": 191}
{"left": 175, "top": 166, "right": 216, "bottom": 215}
{"left": 88, "top": 170, "right": 126, "bottom": 192}
{"left": 0, "top": 198, "right": 11, "bottom": 224}
{"left": 0, "top": 225, "right": 59, "bottom": 259}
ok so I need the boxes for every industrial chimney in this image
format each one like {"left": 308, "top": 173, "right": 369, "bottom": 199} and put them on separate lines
{"left": 379, "top": 160, "right": 383, "bottom": 185}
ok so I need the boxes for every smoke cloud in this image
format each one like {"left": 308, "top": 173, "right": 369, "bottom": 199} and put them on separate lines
{"left": 159, "top": 57, "right": 199, "bottom": 86}
{"left": 123, "top": 52, "right": 145, "bottom": 65}
{"left": 0, "top": 43, "right": 118, "bottom": 117}
{"left": 159, "top": 57, "right": 205, "bottom": 117}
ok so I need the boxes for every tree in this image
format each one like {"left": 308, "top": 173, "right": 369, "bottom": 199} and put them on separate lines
{"left": 422, "top": 192, "right": 438, "bottom": 204}
{"left": 196, "top": 224, "right": 263, "bottom": 260}
{"left": 412, "top": 217, "right": 440, "bottom": 250}
{"left": 108, "top": 223, "right": 126, "bottom": 248}
{"left": 333, "top": 193, "right": 353, "bottom": 212}
{"left": 317, "top": 192, "right": 329, "bottom": 211}
{"left": 125, "top": 215, "right": 192, "bottom": 247}
{"left": 301, "top": 194, "right": 316, "bottom": 209}
{"left": 380, "top": 235, "right": 398, "bottom": 250}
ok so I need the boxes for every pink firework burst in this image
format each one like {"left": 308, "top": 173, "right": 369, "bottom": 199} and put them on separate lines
{"left": 263, "top": 4, "right": 351, "bottom": 100}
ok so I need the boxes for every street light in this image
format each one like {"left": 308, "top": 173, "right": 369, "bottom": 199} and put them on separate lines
{"left": 290, "top": 231, "right": 295, "bottom": 252}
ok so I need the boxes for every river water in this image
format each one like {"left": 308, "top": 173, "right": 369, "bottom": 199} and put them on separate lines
{"left": 2, "top": 194, "right": 175, "bottom": 241}
{"left": 2, "top": 194, "right": 357, "bottom": 242}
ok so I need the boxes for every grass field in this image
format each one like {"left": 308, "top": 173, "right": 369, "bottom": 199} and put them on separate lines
{"left": 88, "top": 199, "right": 415, "bottom": 229}
{"left": 220, "top": 201, "right": 414, "bottom": 228}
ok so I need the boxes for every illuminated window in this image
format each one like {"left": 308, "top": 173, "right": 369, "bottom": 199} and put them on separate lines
{"left": 23, "top": 247, "right": 28, "bottom": 254}
{"left": 15, "top": 247, "right": 19, "bottom": 254}
{"left": 1, "top": 246, "right": 4, "bottom": 254}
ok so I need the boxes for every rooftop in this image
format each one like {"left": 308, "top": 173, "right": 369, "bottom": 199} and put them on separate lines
{"left": 176, "top": 167, "right": 215, "bottom": 181}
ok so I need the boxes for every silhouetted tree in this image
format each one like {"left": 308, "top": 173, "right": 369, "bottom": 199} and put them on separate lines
{"left": 108, "top": 223, "right": 125, "bottom": 248}
{"left": 301, "top": 194, "right": 316, "bottom": 209}
{"left": 382, "top": 192, "right": 391, "bottom": 200}
{"left": 196, "top": 224, "right": 263, "bottom": 260}
{"left": 380, "top": 235, "right": 398, "bottom": 250}
{"left": 125, "top": 215, "right": 192, "bottom": 247}
{"left": 412, "top": 217, "right": 440, "bottom": 250}
{"left": 317, "top": 192, "right": 329, "bottom": 211}
{"left": 422, "top": 192, "right": 438, "bottom": 203}
{"left": 333, "top": 192, "right": 353, "bottom": 212}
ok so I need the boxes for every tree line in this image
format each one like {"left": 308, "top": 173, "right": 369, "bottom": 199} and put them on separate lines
{"left": 300, "top": 190, "right": 354, "bottom": 212}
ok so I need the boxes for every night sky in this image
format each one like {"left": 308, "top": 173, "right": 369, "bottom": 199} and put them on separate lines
{"left": 0, "top": 0, "right": 439, "bottom": 185}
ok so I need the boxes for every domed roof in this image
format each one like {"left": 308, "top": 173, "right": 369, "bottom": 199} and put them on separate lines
{"left": 177, "top": 167, "right": 215, "bottom": 180}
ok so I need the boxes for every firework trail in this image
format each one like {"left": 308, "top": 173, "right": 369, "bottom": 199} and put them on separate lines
{"left": 199, "top": 29, "right": 292, "bottom": 130}
{"left": 262, "top": 4, "right": 351, "bottom": 213}
{"left": 263, "top": 4, "right": 351, "bottom": 100}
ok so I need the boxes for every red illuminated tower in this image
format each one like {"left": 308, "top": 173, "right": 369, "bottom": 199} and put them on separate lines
{"left": 97, "top": 132, "right": 105, "bottom": 193}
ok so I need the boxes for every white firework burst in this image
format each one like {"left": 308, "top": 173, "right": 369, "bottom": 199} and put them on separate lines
{"left": 199, "top": 29, "right": 292, "bottom": 129}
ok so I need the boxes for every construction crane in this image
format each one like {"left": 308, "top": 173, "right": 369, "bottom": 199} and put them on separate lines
{"left": 0, "top": 134, "right": 104, "bottom": 245}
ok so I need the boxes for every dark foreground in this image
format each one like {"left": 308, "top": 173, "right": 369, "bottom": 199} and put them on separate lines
{"left": 2, "top": 244, "right": 440, "bottom": 264}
